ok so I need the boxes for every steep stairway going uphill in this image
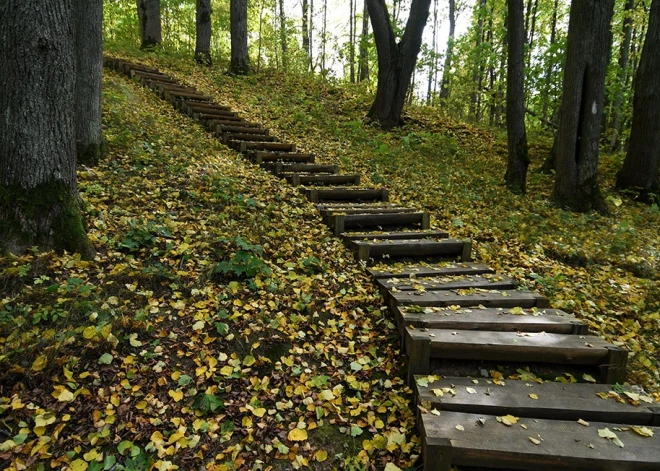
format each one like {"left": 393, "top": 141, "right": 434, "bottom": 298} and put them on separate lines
{"left": 103, "top": 57, "right": 660, "bottom": 471}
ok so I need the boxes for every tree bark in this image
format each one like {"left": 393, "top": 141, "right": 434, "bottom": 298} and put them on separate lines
{"left": 321, "top": 0, "right": 327, "bottom": 71}
{"left": 279, "top": 0, "right": 288, "bottom": 70}
{"left": 195, "top": 0, "right": 212, "bottom": 66}
{"left": 302, "top": 0, "right": 310, "bottom": 68}
{"left": 366, "top": 0, "right": 432, "bottom": 129}
{"left": 359, "top": 0, "right": 370, "bottom": 82}
{"left": 230, "top": 0, "right": 249, "bottom": 74}
{"left": 470, "top": 0, "right": 487, "bottom": 120}
{"left": 541, "top": 0, "right": 559, "bottom": 123}
{"left": 439, "top": 0, "right": 456, "bottom": 99}
{"left": 137, "top": 0, "right": 162, "bottom": 49}
{"left": 349, "top": 0, "right": 356, "bottom": 82}
{"left": 616, "top": 0, "right": 660, "bottom": 199}
{"left": 553, "top": 0, "right": 615, "bottom": 213}
{"left": 505, "top": 0, "right": 530, "bottom": 194}
{"left": 427, "top": 0, "right": 438, "bottom": 104}
{"left": 74, "top": 0, "right": 103, "bottom": 167}
{"left": 608, "top": 0, "right": 635, "bottom": 151}
{"left": 0, "top": 0, "right": 93, "bottom": 257}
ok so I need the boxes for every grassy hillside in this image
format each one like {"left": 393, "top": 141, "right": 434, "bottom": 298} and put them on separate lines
{"left": 0, "top": 48, "right": 658, "bottom": 471}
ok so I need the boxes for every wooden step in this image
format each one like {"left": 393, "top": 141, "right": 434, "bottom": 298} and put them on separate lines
{"left": 352, "top": 238, "right": 468, "bottom": 263}
{"left": 405, "top": 328, "right": 627, "bottom": 384}
{"left": 236, "top": 142, "right": 295, "bottom": 153}
{"left": 328, "top": 211, "right": 429, "bottom": 235}
{"left": 415, "top": 376, "right": 659, "bottom": 425}
{"left": 304, "top": 188, "right": 389, "bottom": 203}
{"left": 217, "top": 125, "right": 268, "bottom": 135}
{"left": 321, "top": 206, "right": 415, "bottom": 216}
{"left": 368, "top": 261, "right": 494, "bottom": 279}
{"left": 343, "top": 230, "right": 450, "bottom": 242}
{"left": 191, "top": 108, "right": 237, "bottom": 119}
{"left": 208, "top": 117, "right": 246, "bottom": 128}
{"left": 132, "top": 71, "right": 177, "bottom": 84}
{"left": 150, "top": 83, "right": 200, "bottom": 94}
{"left": 163, "top": 90, "right": 212, "bottom": 103}
{"left": 392, "top": 288, "right": 550, "bottom": 309}
{"left": 222, "top": 132, "right": 273, "bottom": 144}
{"left": 179, "top": 101, "right": 231, "bottom": 112}
{"left": 287, "top": 174, "right": 360, "bottom": 186}
{"left": 264, "top": 163, "right": 338, "bottom": 175}
{"left": 251, "top": 152, "right": 315, "bottom": 164}
{"left": 379, "top": 273, "right": 516, "bottom": 292}
{"left": 420, "top": 410, "right": 659, "bottom": 471}
{"left": 395, "top": 306, "right": 588, "bottom": 336}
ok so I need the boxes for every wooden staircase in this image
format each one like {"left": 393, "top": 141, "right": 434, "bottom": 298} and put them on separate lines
{"left": 103, "top": 57, "right": 660, "bottom": 471}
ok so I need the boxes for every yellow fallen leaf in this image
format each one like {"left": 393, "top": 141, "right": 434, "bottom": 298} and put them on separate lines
{"left": 168, "top": 390, "right": 183, "bottom": 402}
{"left": 252, "top": 408, "right": 266, "bottom": 417}
{"left": 288, "top": 428, "right": 308, "bottom": 441}
{"left": 384, "top": 464, "right": 403, "bottom": 471}
{"left": 70, "top": 459, "right": 88, "bottom": 471}
{"left": 151, "top": 431, "right": 164, "bottom": 445}
{"left": 578, "top": 419, "right": 590, "bottom": 426}
{"left": 431, "top": 388, "right": 444, "bottom": 397}
{"left": 32, "top": 355, "right": 48, "bottom": 371}
{"left": 529, "top": 437, "right": 541, "bottom": 445}
{"left": 529, "top": 393, "right": 538, "bottom": 400}
{"left": 57, "top": 388, "right": 75, "bottom": 403}
{"left": 631, "top": 426, "right": 654, "bottom": 437}
{"left": 455, "top": 424, "right": 464, "bottom": 431}
{"left": 315, "top": 450, "right": 328, "bottom": 462}
{"left": 496, "top": 415, "right": 519, "bottom": 426}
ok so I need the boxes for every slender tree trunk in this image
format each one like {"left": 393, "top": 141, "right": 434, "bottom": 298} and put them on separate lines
{"left": 616, "top": 0, "right": 660, "bottom": 198}
{"left": 427, "top": 0, "right": 438, "bottom": 104}
{"left": 137, "top": 0, "right": 162, "bottom": 49}
{"left": 470, "top": 0, "right": 487, "bottom": 120}
{"left": 439, "top": 0, "right": 456, "bottom": 99}
{"left": 366, "top": 0, "right": 432, "bottom": 129}
{"left": 349, "top": 0, "right": 356, "bottom": 82}
{"left": 542, "top": 0, "right": 559, "bottom": 123}
{"left": 310, "top": 0, "right": 315, "bottom": 72}
{"left": 0, "top": 0, "right": 93, "bottom": 257}
{"left": 553, "top": 0, "right": 615, "bottom": 213}
{"left": 321, "top": 0, "right": 327, "bottom": 71}
{"left": 195, "top": 0, "right": 212, "bottom": 65}
{"left": 257, "top": 0, "right": 265, "bottom": 72}
{"left": 303, "top": 0, "right": 310, "bottom": 68}
{"left": 75, "top": 0, "right": 103, "bottom": 167}
{"left": 359, "top": 0, "right": 370, "bottom": 82}
{"left": 279, "top": 0, "right": 288, "bottom": 70}
{"left": 505, "top": 0, "right": 530, "bottom": 194}
{"left": 608, "top": 0, "right": 635, "bottom": 151}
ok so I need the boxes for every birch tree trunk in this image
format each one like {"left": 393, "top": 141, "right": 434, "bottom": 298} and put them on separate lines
{"left": 0, "top": 0, "right": 93, "bottom": 257}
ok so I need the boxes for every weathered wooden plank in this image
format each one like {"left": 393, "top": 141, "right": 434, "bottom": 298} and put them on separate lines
{"left": 342, "top": 230, "right": 450, "bottom": 241}
{"left": 180, "top": 101, "right": 231, "bottom": 112}
{"left": 420, "top": 410, "right": 660, "bottom": 471}
{"left": 192, "top": 108, "right": 238, "bottom": 118}
{"left": 216, "top": 125, "right": 268, "bottom": 135}
{"left": 329, "top": 211, "right": 429, "bottom": 235}
{"left": 163, "top": 90, "right": 212, "bottom": 103}
{"left": 415, "top": 376, "right": 658, "bottom": 425}
{"left": 288, "top": 174, "right": 360, "bottom": 186}
{"left": 322, "top": 207, "right": 415, "bottom": 216}
{"left": 405, "top": 328, "right": 627, "bottom": 383}
{"left": 352, "top": 238, "right": 465, "bottom": 262}
{"left": 394, "top": 306, "right": 587, "bottom": 336}
{"left": 368, "top": 261, "right": 494, "bottom": 279}
{"left": 238, "top": 142, "right": 295, "bottom": 153}
{"left": 264, "top": 163, "right": 334, "bottom": 175}
{"left": 379, "top": 274, "right": 516, "bottom": 292}
{"left": 304, "top": 188, "right": 389, "bottom": 203}
{"left": 222, "top": 133, "right": 273, "bottom": 144}
{"left": 392, "top": 288, "right": 550, "bottom": 309}
{"left": 252, "top": 152, "right": 315, "bottom": 164}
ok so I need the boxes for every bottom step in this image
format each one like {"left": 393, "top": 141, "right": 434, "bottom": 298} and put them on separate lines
{"left": 420, "top": 410, "right": 660, "bottom": 471}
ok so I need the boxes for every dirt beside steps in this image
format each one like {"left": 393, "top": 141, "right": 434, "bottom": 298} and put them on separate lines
{"left": 103, "top": 56, "right": 660, "bottom": 471}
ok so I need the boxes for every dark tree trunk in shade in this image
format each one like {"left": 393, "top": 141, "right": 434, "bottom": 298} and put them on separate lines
{"left": 195, "top": 0, "right": 212, "bottom": 66}
{"left": 608, "top": 0, "right": 635, "bottom": 151}
{"left": 439, "top": 0, "right": 455, "bottom": 99}
{"left": 553, "top": 0, "right": 614, "bottom": 213}
{"left": 137, "top": 0, "right": 161, "bottom": 49}
{"left": 0, "top": 0, "right": 93, "bottom": 257}
{"left": 74, "top": 0, "right": 103, "bottom": 166}
{"left": 230, "top": 0, "right": 249, "bottom": 74}
{"left": 358, "top": 0, "right": 370, "bottom": 82}
{"left": 616, "top": 0, "right": 660, "bottom": 199}
{"left": 279, "top": 0, "right": 288, "bottom": 70}
{"left": 366, "top": 0, "right": 432, "bottom": 130}
{"left": 505, "top": 0, "right": 530, "bottom": 194}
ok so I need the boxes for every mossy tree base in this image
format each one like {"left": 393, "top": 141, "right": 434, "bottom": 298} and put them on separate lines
{"left": 0, "top": 181, "right": 95, "bottom": 259}
{"left": 77, "top": 142, "right": 103, "bottom": 167}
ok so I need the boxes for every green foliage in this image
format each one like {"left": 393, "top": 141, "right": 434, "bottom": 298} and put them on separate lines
{"left": 211, "top": 236, "right": 271, "bottom": 280}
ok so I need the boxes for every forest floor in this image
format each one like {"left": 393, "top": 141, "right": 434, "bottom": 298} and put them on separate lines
{"left": 0, "top": 49, "right": 658, "bottom": 471}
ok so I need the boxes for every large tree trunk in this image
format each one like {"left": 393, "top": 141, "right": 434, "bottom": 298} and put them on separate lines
{"left": 137, "top": 0, "right": 162, "bottom": 49}
{"left": 608, "top": 0, "right": 635, "bottom": 151}
{"left": 195, "top": 0, "right": 212, "bottom": 66}
{"left": 74, "top": 0, "right": 103, "bottom": 167}
{"left": 616, "top": 0, "right": 660, "bottom": 199}
{"left": 439, "top": 0, "right": 456, "bottom": 99}
{"left": 505, "top": 0, "right": 530, "bottom": 194}
{"left": 230, "top": 0, "right": 249, "bottom": 74}
{"left": 0, "top": 0, "right": 93, "bottom": 257}
{"left": 358, "top": 0, "right": 370, "bottom": 82}
{"left": 553, "top": 0, "right": 615, "bottom": 213}
{"left": 366, "top": 0, "right": 432, "bottom": 129}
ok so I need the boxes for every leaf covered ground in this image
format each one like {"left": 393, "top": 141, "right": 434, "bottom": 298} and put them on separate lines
{"left": 1, "top": 49, "right": 659, "bottom": 471}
